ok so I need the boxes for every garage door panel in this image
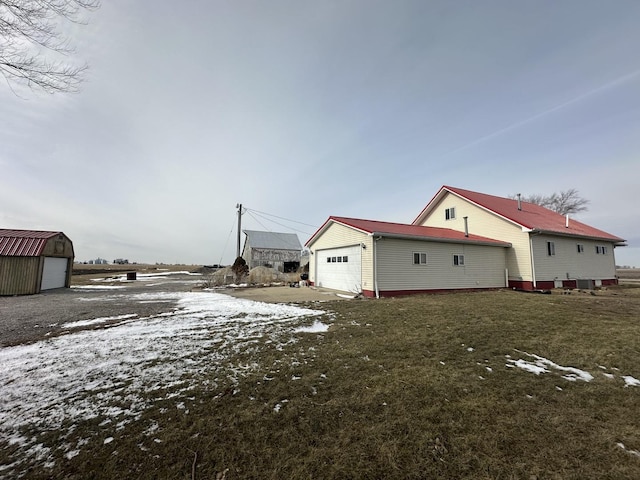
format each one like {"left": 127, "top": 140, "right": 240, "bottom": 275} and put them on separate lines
{"left": 41, "top": 257, "right": 68, "bottom": 290}
{"left": 316, "top": 246, "right": 361, "bottom": 293}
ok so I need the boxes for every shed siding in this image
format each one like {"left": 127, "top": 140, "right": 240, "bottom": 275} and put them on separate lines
{"left": 418, "top": 191, "right": 533, "bottom": 283}
{"left": 532, "top": 235, "right": 617, "bottom": 282}
{"left": 0, "top": 256, "right": 40, "bottom": 295}
{"left": 376, "top": 238, "right": 507, "bottom": 292}
{"left": 308, "top": 222, "right": 372, "bottom": 290}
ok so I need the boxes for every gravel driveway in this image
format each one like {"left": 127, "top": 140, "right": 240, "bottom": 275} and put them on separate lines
{"left": 0, "top": 275, "right": 201, "bottom": 347}
{"left": 0, "top": 274, "right": 349, "bottom": 347}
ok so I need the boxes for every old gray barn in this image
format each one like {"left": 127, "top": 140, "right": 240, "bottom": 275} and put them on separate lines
{"left": 241, "top": 230, "right": 302, "bottom": 272}
{"left": 0, "top": 229, "right": 74, "bottom": 295}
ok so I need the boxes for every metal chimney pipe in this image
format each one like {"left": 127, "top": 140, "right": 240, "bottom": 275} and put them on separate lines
{"left": 565, "top": 214, "right": 569, "bottom": 228}
{"left": 463, "top": 216, "right": 469, "bottom": 237}
{"left": 517, "top": 193, "right": 522, "bottom": 211}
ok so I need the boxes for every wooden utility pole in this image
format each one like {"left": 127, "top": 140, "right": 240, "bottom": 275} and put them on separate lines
{"left": 236, "top": 203, "right": 243, "bottom": 258}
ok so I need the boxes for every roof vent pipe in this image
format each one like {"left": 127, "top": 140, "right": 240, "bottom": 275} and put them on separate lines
{"left": 517, "top": 193, "right": 522, "bottom": 211}
{"left": 565, "top": 214, "right": 569, "bottom": 228}
{"left": 463, "top": 216, "right": 469, "bottom": 237}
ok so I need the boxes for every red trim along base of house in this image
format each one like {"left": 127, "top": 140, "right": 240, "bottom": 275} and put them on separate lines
{"left": 508, "top": 280, "right": 535, "bottom": 291}
{"left": 508, "top": 279, "right": 619, "bottom": 291}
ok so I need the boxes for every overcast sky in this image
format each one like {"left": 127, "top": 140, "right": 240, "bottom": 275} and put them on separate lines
{"left": 1, "top": 1, "right": 639, "bottom": 266}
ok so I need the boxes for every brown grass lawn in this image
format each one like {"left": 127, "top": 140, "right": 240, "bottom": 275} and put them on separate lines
{"left": 4, "top": 285, "right": 640, "bottom": 479}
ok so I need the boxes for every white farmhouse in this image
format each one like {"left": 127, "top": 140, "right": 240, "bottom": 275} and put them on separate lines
{"left": 306, "top": 186, "right": 626, "bottom": 297}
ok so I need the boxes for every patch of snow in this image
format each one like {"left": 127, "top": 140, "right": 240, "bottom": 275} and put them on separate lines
{"left": 71, "top": 285, "right": 126, "bottom": 290}
{"left": 295, "top": 320, "right": 329, "bottom": 333}
{"left": 0, "top": 291, "right": 323, "bottom": 473}
{"left": 617, "top": 442, "right": 640, "bottom": 458}
{"left": 104, "top": 437, "right": 114, "bottom": 444}
{"left": 622, "top": 376, "right": 640, "bottom": 387}
{"left": 467, "top": 347, "right": 474, "bottom": 352}
{"left": 62, "top": 314, "right": 138, "bottom": 329}
{"left": 506, "top": 351, "right": 594, "bottom": 382}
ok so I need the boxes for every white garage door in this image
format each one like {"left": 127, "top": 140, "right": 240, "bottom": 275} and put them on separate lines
{"left": 316, "top": 246, "right": 361, "bottom": 293}
{"left": 41, "top": 257, "right": 68, "bottom": 290}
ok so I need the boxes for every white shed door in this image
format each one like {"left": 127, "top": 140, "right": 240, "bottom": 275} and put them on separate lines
{"left": 316, "top": 246, "right": 361, "bottom": 293}
{"left": 42, "top": 257, "right": 68, "bottom": 290}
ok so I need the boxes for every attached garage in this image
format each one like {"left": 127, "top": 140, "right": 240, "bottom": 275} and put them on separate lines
{"left": 0, "top": 229, "right": 74, "bottom": 295}
{"left": 315, "top": 245, "right": 362, "bottom": 293}
{"left": 306, "top": 217, "right": 511, "bottom": 298}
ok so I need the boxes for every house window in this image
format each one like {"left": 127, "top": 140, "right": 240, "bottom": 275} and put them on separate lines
{"left": 453, "top": 254, "right": 465, "bottom": 266}
{"left": 595, "top": 245, "right": 608, "bottom": 255}
{"left": 342, "top": 256, "right": 348, "bottom": 262}
{"left": 577, "top": 244, "right": 584, "bottom": 253}
{"left": 337, "top": 256, "right": 342, "bottom": 262}
{"left": 331, "top": 256, "right": 337, "bottom": 262}
{"left": 413, "top": 252, "right": 427, "bottom": 265}
{"left": 445, "top": 207, "right": 456, "bottom": 220}
{"left": 547, "top": 241, "right": 555, "bottom": 256}
{"left": 326, "top": 257, "right": 331, "bottom": 263}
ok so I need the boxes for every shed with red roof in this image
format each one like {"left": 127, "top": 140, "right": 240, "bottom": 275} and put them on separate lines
{"left": 0, "top": 229, "right": 74, "bottom": 295}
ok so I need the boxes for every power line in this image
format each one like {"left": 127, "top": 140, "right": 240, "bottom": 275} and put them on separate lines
{"left": 244, "top": 207, "right": 318, "bottom": 229}
{"left": 244, "top": 208, "right": 315, "bottom": 237}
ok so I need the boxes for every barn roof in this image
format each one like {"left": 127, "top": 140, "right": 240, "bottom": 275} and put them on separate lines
{"left": 243, "top": 230, "right": 302, "bottom": 251}
{"left": 413, "top": 186, "right": 626, "bottom": 244}
{"left": 0, "top": 229, "right": 65, "bottom": 256}
{"left": 306, "top": 217, "right": 511, "bottom": 247}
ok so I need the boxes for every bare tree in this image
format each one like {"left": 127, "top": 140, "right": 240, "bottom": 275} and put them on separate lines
{"left": 511, "top": 189, "right": 589, "bottom": 215}
{"left": 0, "top": 0, "right": 100, "bottom": 93}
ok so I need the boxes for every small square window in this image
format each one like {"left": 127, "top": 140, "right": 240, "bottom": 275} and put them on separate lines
{"left": 331, "top": 257, "right": 336, "bottom": 262}
{"left": 326, "top": 257, "right": 331, "bottom": 263}
{"left": 547, "top": 241, "right": 555, "bottom": 256}
{"left": 453, "top": 254, "right": 465, "bottom": 266}
{"left": 577, "top": 244, "right": 584, "bottom": 253}
{"left": 413, "top": 252, "right": 427, "bottom": 265}
{"left": 343, "top": 256, "right": 348, "bottom": 263}
{"left": 445, "top": 207, "right": 456, "bottom": 220}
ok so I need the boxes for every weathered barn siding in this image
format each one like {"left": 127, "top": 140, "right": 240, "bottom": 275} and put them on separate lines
{"left": 0, "top": 256, "right": 41, "bottom": 295}
{"left": 308, "top": 222, "right": 372, "bottom": 290}
{"left": 375, "top": 238, "right": 507, "bottom": 294}
{"left": 246, "top": 247, "right": 301, "bottom": 271}
{"left": 418, "top": 191, "right": 532, "bottom": 285}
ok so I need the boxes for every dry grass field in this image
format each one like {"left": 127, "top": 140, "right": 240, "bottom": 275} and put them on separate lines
{"left": 2, "top": 273, "right": 640, "bottom": 479}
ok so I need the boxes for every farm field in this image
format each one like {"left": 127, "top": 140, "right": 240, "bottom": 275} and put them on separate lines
{"left": 1, "top": 272, "right": 640, "bottom": 479}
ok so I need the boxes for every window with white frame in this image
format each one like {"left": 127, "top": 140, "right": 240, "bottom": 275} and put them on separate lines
{"left": 595, "top": 245, "right": 608, "bottom": 255}
{"left": 445, "top": 207, "right": 456, "bottom": 220}
{"left": 453, "top": 254, "right": 465, "bottom": 266}
{"left": 413, "top": 252, "right": 427, "bottom": 265}
{"left": 577, "top": 243, "right": 584, "bottom": 253}
{"left": 547, "top": 241, "right": 555, "bottom": 256}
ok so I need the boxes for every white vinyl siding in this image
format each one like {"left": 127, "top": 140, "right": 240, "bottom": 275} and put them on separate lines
{"left": 532, "top": 235, "right": 617, "bottom": 282}
{"left": 418, "top": 191, "right": 533, "bottom": 283}
{"left": 375, "top": 238, "right": 507, "bottom": 292}
{"left": 307, "top": 222, "right": 372, "bottom": 291}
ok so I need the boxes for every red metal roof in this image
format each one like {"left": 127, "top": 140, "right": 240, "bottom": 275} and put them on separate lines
{"left": 412, "top": 186, "right": 626, "bottom": 244}
{"left": 0, "top": 229, "right": 63, "bottom": 257}
{"left": 306, "top": 216, "right": 511, "bottom": 247}
{"left": 437, "top": 186, "right": 626, "bottom": 243}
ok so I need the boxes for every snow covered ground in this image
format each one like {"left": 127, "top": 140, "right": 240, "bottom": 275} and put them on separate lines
{"left": 0, "top": 291, "right": 326, "bottom": 475}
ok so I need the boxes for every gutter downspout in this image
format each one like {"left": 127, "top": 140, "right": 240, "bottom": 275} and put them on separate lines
{"left": 529, "top": 233, "right": 538, "bottom": 289}
{"left": 373, "top": 235, "right": 381, "bottom": 299}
